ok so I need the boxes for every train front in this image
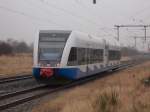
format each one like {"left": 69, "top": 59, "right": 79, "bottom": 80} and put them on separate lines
{"left": 32, "top": 30, "right": 71, "bottom": 84}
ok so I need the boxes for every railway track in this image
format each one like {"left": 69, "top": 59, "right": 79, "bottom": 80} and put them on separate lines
{"left": 0, "top": 84, "right": 49, "bottom": 111}
{"left": 0, "top": 74, "right": 32, "bottom": 84}
{"left": 0, "top": 59, "right": 148, "bottom": 111}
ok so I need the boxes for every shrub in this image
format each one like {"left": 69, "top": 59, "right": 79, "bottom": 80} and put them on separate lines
{"left": 94, "top": 90, "right": 119, "bottom": 112}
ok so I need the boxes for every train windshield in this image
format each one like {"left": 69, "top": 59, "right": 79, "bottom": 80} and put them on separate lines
{"left": 38, "top": 32, "right": 70, "bottom": 66}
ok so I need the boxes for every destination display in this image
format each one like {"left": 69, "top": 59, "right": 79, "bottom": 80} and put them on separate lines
{"left": 40, "top": 37, "right": 66, "bottom": 42}
{"left": 39, "top": 33, "right": 70, "bottom": 42}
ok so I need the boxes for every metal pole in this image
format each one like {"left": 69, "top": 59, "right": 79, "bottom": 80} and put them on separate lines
{"left": 148, "top": 43, "right": 150, "bottom": 51}
{"left": 134, "top": 37, "right": 137, "bottom": 48}
{"left": 117, "top": 26, "right": 120, "bottom": 41}
{"left": 115, "top": 24, "right": 150, "bottom": 42}
{"left": 144, "top": 26, "right": 147, "bottom": 42}
{"left": 93, "top": 0, "right": 96, "bottom": 4}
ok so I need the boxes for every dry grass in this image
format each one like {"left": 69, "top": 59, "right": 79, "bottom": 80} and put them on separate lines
{"left": 0, "top": 53, "right": 32, "bottom": 77}
{"left": 32, "top": 61, "right": 150, "bottom": 112}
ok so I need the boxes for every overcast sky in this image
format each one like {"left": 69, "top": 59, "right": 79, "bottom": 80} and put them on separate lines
{"left": 0, "top": 0, "right": 150, "bottom": 51}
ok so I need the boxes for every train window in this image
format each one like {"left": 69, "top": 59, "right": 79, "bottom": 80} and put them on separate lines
{"left": 77, "top": 48, "right": 87, "bottom": 65}
{"left": 38, "top": 32, "right": 70, "bottom": 66}
{"left": 93, "top": 49, "right": 103, "bottom": 63}
{"left": 68, "top": 47, "right": 77, "bottom": 66}
{"left": 68, "top": 47, "right": 104, "bottom": 66}
{"left": 87, "top": 49, "right": 92, "bottom": 64}
{"left": 108, "top": 50, "right": 121, "bottom": 60}
{"left": 89, "top": 49, "right": 103, "bottom": 64}
{"left": 39, "top": 48, "right": 62, "bottom": 61}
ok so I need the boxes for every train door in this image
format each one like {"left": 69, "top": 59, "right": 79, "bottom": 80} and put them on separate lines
{"left": 104, "top": 44, "right": 109, "bottom": 67}
{"left": 86, "top": 48, "right": 94, "bottom": 75}
{"left": 86, "top": 48, "right": 89, "bottom": 75}
{"left": 76, "top": 47, "right": 89, "bottom": 78}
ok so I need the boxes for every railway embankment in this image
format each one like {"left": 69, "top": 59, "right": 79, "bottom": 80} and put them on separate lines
{"left": 32, "top": 61, "right": 150, "bottom": 112}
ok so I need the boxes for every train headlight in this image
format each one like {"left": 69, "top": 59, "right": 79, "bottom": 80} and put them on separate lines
{"left": 38, "top": 62, "right": 45, "bottom": 67}
{"left": 56, "top": 63, "right": 60, "bottom": 67}
{"left": 47, "top": 64, "right": 51, "bottom": 67}
{"left": 38, "top": 63, "right": 41, "bottom": 66}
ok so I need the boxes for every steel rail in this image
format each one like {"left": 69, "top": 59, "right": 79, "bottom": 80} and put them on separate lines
{"left": 0, "top": 85, "right": 48, "bottom": 100}
{"left": 0, "top": 74, "right": 33, "bottom": 84}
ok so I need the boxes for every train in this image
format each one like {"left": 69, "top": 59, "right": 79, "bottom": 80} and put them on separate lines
{"left": 33, "top": 30, "right": 121, "bottom": 84}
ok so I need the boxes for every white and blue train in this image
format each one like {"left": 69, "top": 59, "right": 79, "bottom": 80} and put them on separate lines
{"left": 33, "top": 30, "right": 121, "bottom": 83}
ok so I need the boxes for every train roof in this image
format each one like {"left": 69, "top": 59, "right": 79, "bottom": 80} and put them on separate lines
{"left": 72, "top": 31, "right": 104, "bottom": 42}
{"left": 39, "top": 30, "right": 120, "bottom": 48}
{"left": 104, "top": 36, "right": 120, "bottom": 47}
{"left": 39, "top": 30, "right": 71, "bottom": 34}
{"left": 71, "top": 31, "right": 120, "bottom": 47}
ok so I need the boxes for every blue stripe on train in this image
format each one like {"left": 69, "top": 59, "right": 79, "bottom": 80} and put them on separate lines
{"left": 32, "top": 67, "right": 79, "bottom": 80}
{"left": 57, "top": 68, "right": 78, "bottom": 79}
{"left": 32, "top": 68, "right": 40, "bottom": 78}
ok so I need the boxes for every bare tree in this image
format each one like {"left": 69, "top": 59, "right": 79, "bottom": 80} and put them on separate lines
{"left": 0, "top": 39, "right": 33, "bottom": 55}
{"left": 0, "top": 41, "right": 13, "bottom": 55}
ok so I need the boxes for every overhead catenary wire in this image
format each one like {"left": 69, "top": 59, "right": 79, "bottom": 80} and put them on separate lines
{"left": 37, "top": 0, "right": 101, "bottom": 28}
{"left": 73, "top": 0, "right": 102, "bottom": 22}
{"left": 32, "top": 0, "right": 115, "bottom": 37}
{"left": 0, "top": 2, "right": 114, "bottom": 38}
{"left": 74, "top": 0, "right": 117, "bottom": 37}
{"left": 0, "top": 5, "right": 71, "bottom": 29}
{"left": 23, "top": 0, "right": 94, "bottom": 30}
{"left": 120, "top": 1, "right": 150, "bottom": 24}
{"left": 131, "top": 4, "right": 150, "bottom": 19}
{"left": 73, "top": 0, "right": 116, "bottom": 36}
{"left": 24, "top": 0, "right": 116, "bottom": 36}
